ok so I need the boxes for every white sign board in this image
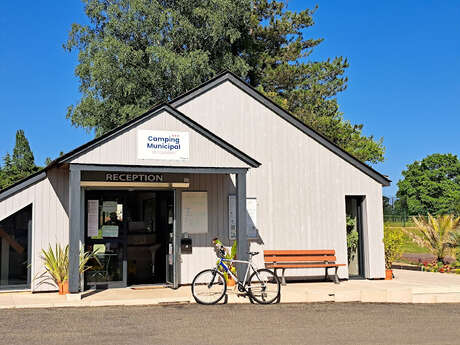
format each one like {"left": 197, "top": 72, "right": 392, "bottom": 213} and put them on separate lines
{"left": 87, "top": 200, "right": 99, "bottom": 237}
{"left": 182, "top": 192, "right": 208, "bottom": 234}
{"left": 137, "top": 130, "right": 189, "bottom": 160}
{"left": 102, "top": 225, "right": 119, "bottom": 238}
{"left": 228, "top": 196, "right": 257, "bottom": 240}
{"left": 102, "top": 201, "right": 117, "bottom": 214}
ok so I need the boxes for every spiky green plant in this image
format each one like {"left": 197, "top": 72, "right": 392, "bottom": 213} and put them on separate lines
{"left": 79, "top": 247, "right": 101, "bottom": 274}
{"left": 36, "top": 244, "right": 101, "bottom": 287}
{"left": 450, "top": 230, "right": 460, "bottom": 260}
{"left": 405, "top": 214, "right": 460, "bottom": 262}
{"left": 41, "top": 244, "right": 69, "bottom": 284}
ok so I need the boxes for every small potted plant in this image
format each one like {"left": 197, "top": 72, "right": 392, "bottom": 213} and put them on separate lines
{"left": 36, "top": 244, "right": 100, "bottom": 294}
{"left": 212, "top": 238, "right": 237, "bottom": 286}
{"left": 383, "top": 226, "right": 404, "bottom": 280}
{"left": 346, "top": 215, "right": 359, "bottom": 264}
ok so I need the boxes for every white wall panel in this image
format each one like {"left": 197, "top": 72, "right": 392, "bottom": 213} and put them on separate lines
{"left": 178, "top": 81, "right": 386, "bottom": 280}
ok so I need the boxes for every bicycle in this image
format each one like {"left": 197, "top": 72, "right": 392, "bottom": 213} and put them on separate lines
{"left": 191, "top": 244, "right": 281, "bottom": 305}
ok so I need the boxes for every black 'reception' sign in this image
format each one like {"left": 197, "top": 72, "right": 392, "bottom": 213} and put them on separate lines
{"left": 81, "top": 171, "right": 163, "bottom": 183}
{"left": 106, "top": 173, "right": 163, "bottom": 182}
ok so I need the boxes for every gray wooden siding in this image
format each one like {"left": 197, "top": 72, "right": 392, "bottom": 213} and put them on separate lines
{"left": 177, "top": 81, "right": 386, "bottom": 280}
{"left": 178, "top": 173, "right": 236, "bottom": 283}
{"left": 69, "top": 110, "right": 249, "bottom": 168}
{"left": 0, "top": 167, "right": 70, "bottom": 291}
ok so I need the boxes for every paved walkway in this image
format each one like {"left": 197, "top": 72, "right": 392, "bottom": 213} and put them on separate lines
{"left": 0, "top": 269, "right": 459, "bottom": 309}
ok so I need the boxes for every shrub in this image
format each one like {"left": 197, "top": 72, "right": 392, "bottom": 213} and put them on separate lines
{"left": 383, "top": 226, "right": 404, "bottom": 269}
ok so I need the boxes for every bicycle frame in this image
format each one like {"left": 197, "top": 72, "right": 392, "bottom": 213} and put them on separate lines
{"left": 215, "top": 256, "right": 263, "bottom": 292}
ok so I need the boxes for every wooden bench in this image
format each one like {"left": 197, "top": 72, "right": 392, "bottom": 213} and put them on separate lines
{"left": 264, "top": 250, "right": 345, "bottom": 285}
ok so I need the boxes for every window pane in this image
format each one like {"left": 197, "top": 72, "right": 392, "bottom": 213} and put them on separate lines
{"left": 85, "top": 243, "right": 123, "bottom": 283}
{"left": 88, "top": 200, "right": 123, "bottom": 239}
{"left": 0, "top": 205, "right": 32, "bottom": 288}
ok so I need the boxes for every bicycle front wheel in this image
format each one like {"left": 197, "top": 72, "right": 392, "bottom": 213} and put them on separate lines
{"left": 247, "top": 268, "right": 280, "bottom": 304}
{"left": 191, "top": 269, "right": 227, "bottom": 305}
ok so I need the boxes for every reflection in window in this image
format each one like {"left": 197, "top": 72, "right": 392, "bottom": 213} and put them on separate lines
{"left": 85, "top": 243, "right": 123, "bottom": 283}
{"left": 89, "top": 200, "right": 123, "bottom": 239}
{"left": 0, "top": 205, "right": 32, "bottom": 288}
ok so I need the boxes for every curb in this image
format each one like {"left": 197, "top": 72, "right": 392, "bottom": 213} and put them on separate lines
{"left": 2, "top": 290, "right": 460, "bottom": 309}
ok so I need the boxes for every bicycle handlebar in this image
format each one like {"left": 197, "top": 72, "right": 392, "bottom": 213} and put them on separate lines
{"left": 213, "top": 241, "right": 226, "bottom": 258}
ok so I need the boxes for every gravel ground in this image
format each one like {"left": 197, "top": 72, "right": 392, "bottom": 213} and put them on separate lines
{"left": 0, "top": 303, "right": 459, "bottom": 345}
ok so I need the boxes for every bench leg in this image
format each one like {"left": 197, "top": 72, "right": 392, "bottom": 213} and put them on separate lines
{"left": 334, "top": 266, "right": 340, "bottom": 284}
{"left": 281, "top": 268, "right": 287, "bottom": 286}
{"left": 324, "top": 267, "right": 329, "bottom": 282}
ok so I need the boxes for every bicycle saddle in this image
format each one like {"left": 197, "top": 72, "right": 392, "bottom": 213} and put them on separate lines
{"left": 248, "top": 251, "right": 259, "bottom": 256}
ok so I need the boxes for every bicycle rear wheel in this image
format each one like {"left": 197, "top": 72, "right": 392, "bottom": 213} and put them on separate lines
{"left": 247, "top": 268, "right": 280, "bottom": 304}
{"left": 191, "top": 269, "right": 227, "bottom": 305}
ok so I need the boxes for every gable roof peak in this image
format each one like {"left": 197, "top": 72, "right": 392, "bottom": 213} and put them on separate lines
{"left": 171, "top": 71, "right": 391, "bottom": 187}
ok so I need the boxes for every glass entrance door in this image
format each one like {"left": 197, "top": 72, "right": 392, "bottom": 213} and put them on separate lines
{"left": 85, "top": 191, "right": 127, "bottom": 289}
{"left": 125, "top": 190, "right": 170, "bottom": 285}
{"left": 84, "top": 189, "right": 176, "bottom": 289}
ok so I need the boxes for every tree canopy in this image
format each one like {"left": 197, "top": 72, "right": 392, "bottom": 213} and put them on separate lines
{"left": 396, "top": 153, "right": 460, "bottom": 215}
{"left": 0, "top": 130, "right": 40, "bottom": 190}
{"left": 65, "top": 0, "right": 385, "bottom": 163}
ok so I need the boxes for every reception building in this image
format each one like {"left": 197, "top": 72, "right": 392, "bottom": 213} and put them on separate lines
{"left": 0, "top": 72, "right": 390, "bottom": 292}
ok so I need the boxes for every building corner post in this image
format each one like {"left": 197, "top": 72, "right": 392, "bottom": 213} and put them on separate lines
{"left": 236, "top": 171, "right": 249, "bottom": 277}
{"left": 69, "top": 165, "right": 81, "bottom": 293}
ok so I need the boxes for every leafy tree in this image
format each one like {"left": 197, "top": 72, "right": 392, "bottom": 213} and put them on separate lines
{"left": 397, "top": 153, "right": 460, "bottom": 215}
{"left": 454, "top": 194, "right": 460, "bottom": 216}
{"left": 65, "top": 0, "right": 385, "bottom": 163}
{"left": 44, "top": 151, "right": 65, "bottom": 167}
{"left": 0, "top": 130, "right": 39, "bottom": 189}
{"left": 0, "top": 153, "right": 13, "bottom": 189}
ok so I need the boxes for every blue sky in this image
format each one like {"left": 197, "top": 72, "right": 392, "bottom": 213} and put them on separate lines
{"left": 0, "top": 1, "right": 459, "bottom": 196}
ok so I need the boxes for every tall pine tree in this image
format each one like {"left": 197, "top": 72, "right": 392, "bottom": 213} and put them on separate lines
{"left": 0, "top": 130, "right": 39, "bottom": 189}
{"left": 65, "top": 0, "right": 385, "bottom": 163}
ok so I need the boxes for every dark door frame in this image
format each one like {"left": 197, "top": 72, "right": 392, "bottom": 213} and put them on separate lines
{"left": 84, "top": 188, "right": 176, "bottom": 289}
{"left": 126, "top": 189, "right": 174, "bottom": 286}
{"left": 346, "top": 195, "right": 366, "bottom": 279}
{"left": 84, "top": 190, "right": 128, "bottom": 289}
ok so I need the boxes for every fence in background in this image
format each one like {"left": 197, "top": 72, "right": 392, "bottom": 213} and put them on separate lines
{"left": 383, "top": 214, "right": 417, "bottom": 227}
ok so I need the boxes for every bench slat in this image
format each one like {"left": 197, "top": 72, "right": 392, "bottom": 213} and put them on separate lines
{"left": 264, "top": 250, "right": 335, "bottom": 256}
{"left": 266, "top": 264, "right": 346, "bottom": 268}
{"left": 264, "top": 256, "right": 337, "bottom": 263}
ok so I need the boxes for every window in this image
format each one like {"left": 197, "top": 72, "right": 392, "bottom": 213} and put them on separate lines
{"left": 0, "top": 205, "right": 32, "bottom": 289}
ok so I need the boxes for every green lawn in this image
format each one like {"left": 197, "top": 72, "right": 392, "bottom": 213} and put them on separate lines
{"left": 385, "top": 226, "right": 430, "bottom": 254}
